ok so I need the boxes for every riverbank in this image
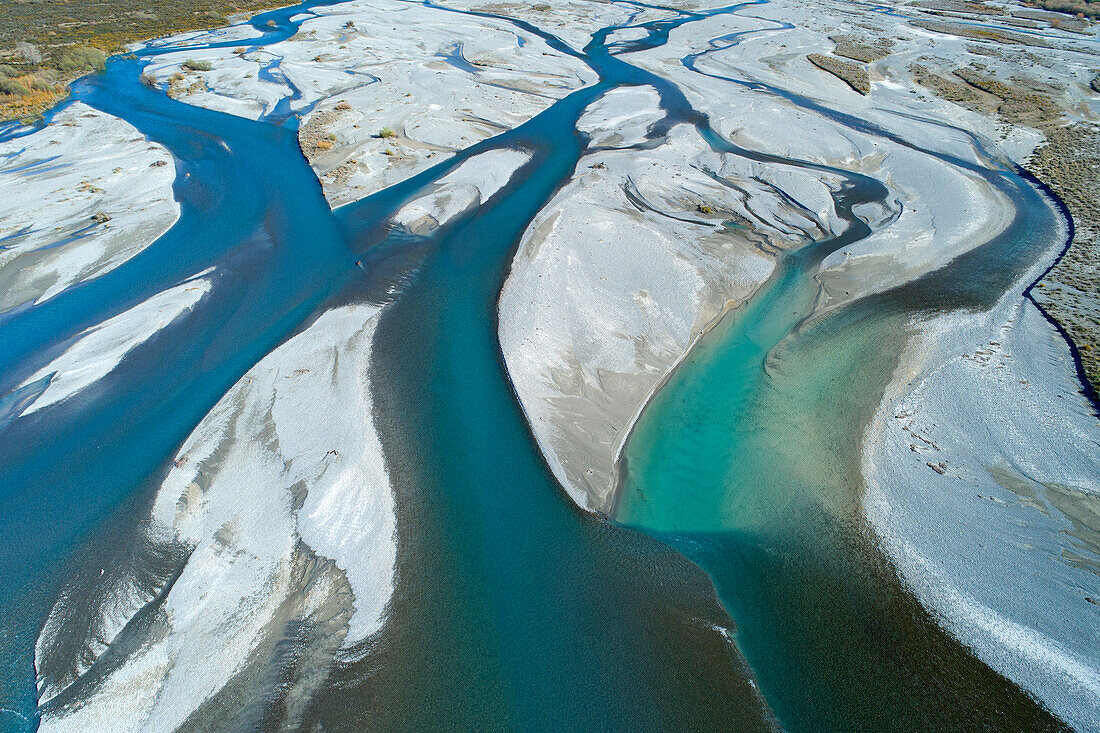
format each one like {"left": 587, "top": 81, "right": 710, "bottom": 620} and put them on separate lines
{"left": 842, "top": 0, "right": 1100, "bottom": 392}
{"left": 0, "top": 0, "right": 295, "bottom": 122}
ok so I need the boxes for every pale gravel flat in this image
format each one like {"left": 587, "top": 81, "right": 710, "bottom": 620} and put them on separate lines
{"left": 0, "top": 103, "right": 179, "bottom": 314}
{"left": 142, "top": 0, "right": 600, "bottom": 208}
{"left": 16, "top": 269, "right": 212, "bottom": 418}
{"left": 37, "top": 303, "right": 395, "bottom": 732}
{"left": 864, "top": 286, "right": 1100, "bottom": 731}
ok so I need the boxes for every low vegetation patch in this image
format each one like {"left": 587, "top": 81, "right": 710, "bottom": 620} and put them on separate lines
{"left": 807, "top": 53, "right": 870, "bottom": 95}
{"left": 830, "top": 35, "right": 894, "bottom": 63}
{"left": 913, "top": 0, "right": 1005, "bottom": 15}
{"left": 0, "top": 0, "right": 294, "bottom": 121}
{"left": 912, "top": 18, "right": 1054, "bottom": 47}
{"left": 952, "top": 65, "right": 1063, "bottom": 124}
{"left": 909, "top": 63, "right": 983, "bottom": 104}
{"left": 1024, "top": 0, "right": 1100, "bottom": 19}
{"left": 1028, "top": 124, "right": 1100, "bottom": 390}
{"left": 58, "top": 46, "right": 107, "bottom": 74}
{"left": 0, "top": 62, "right": 65, "bottom": 122}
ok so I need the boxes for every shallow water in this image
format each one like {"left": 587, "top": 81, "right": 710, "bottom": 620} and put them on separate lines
{"left": 616, "top": 94, "right": 1070, "bottom": 732}
{"left": 0, "top": 20, "right": 355, "bottom": 725}
{"left": 0, "top": 0, "right": 1078, "bottom": 730}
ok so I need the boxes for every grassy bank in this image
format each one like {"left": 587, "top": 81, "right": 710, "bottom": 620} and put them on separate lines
{"left": 0, "top": 0, "right": 293, "bottom": 121}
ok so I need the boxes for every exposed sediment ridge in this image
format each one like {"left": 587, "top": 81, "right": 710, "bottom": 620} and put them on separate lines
{"left": 135, "top": 0, "right": 604, "bottom": 208}
{"left": 0, "top": 102, "right": 179, "bottom": 315}
{"left": 11, "top": 269, "right": 212, "bottom": 421}
{"left": 36, "top": 303, "right": 395, "bottom": 732}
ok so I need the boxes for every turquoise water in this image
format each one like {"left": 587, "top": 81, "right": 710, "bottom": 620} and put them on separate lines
{"left": 616, "top": 119, "right": 1069, "bottom": 730}
{"left": 0, "top": 0, "right": 1075, "bottom": 729}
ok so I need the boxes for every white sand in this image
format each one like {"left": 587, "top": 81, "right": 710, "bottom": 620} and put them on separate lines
{"left": 16, "top": 270, "right": 212, "bottom": 417}
{"left": 393, "top": 148, "right": 530, "bottom": 233}
{"left": 0, "top": 103, "right": 179, "bottom": 314}
{"left": 141, "top": 0, "right": 601, "bottom": 207}
{"left": 500, "top": 118, "right": 836, "bottom": 512}
{"left": 37, "top": 303, "right": 395, "bottom": 731}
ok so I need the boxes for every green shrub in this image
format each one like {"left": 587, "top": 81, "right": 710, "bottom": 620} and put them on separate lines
{"left": 59, "top": 46, "right": 107, "bottom": 74}
{"left": 378, "top": 126, "right": 396, "bottom": 138}
{"left": 27, "top": 75, "right": 55, "bottom": 91}
{"left": 0, "top": 64, "right": 17, "bottom": 78}
{"left": 0, "top": 77, "right": 30, "bottom": 96}
{"left": 183, "top": 58, "right": 213, "bottom": 71}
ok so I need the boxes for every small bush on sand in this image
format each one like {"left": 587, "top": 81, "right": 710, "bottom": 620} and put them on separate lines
{"left": 183, "top": 59, "right": 213, "bottom": 71}
{"left": 378, "top": 126, "right": 396, "bottom": 138}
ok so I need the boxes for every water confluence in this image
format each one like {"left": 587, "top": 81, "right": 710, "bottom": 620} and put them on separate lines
{"left": 0, "top": 0, "right": 1070, "bottom": 730}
